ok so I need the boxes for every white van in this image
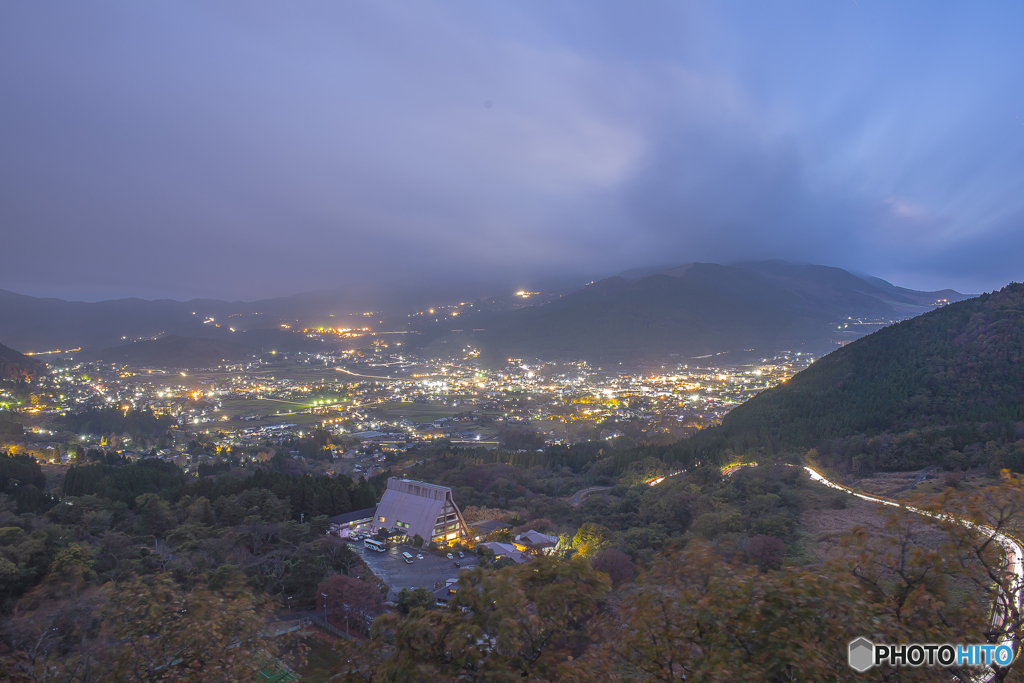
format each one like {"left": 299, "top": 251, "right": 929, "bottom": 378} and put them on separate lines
{"left": 402, "top": 551, "right": 414, "bottom": 564}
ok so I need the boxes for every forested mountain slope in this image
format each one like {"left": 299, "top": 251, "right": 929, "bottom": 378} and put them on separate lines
{"left": 431, "top": 261, "right": 966, "bottom": 365}
{"left": 0, "top": 343, "right": 43, "bottom": 381}
{"left": 712, "top": 283, "right": 1024, "bottom": 470}
{"left": 473, "top": 265, "right": 830, "bottom": 363}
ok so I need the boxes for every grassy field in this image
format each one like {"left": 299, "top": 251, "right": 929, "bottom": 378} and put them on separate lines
{"left": 284, "top": 629, "right": 347, "bottom": 682}
{"left": 367, "top": 400, "right": 471, "bottom": 423}
{"left": 798, "top": 469, "right": 994, "bottom": 617}
{"left": 219, "top": 397, "right": 311, "bottom": 416}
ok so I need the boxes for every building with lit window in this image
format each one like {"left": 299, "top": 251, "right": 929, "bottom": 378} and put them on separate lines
{"left": 371, "top": 477, "right": 469, "bottom": 548}
{"left": 327, "top": 506, "right": 378, "bottom": 537}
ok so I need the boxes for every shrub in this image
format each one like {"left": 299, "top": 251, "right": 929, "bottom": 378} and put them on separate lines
{"left": 746, "top": 535, "right": 786, "bottom": 572}
{"left": 592, "top": 548, "right": 635, "bottom": 586}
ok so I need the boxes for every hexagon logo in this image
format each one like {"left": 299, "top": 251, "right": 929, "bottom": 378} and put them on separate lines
{"left": 848, "top": 637, "right": 874, "bottom": 672}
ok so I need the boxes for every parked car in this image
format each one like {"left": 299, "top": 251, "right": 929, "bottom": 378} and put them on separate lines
{"left": 446, "top": 552, "right": 454, "bottom": 559}
{"left": 458, "top": 551, "right": 464, "bottom": 558}
{"left": 454, "top": 561, "right": 461, "bottom": 568}
{"left": 416, "top": 554, "right": 424, "bottom": 560}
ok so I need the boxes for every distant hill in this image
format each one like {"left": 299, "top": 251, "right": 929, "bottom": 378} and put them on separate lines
{"left": 732, "top": 261, "right": 967, "bottom": 316}
{"left": 466, "top": 265, "right": 825, "bottom": 363}
{"left": 0, "top": 281, "right": 505, "bottom": 352}
{"left": 0, "top": 261, "right": 967, "bottom": 363}
{"left": 75, "top": 335, "right": 254, "bottom": 369}
{"left": 427, "top": 262, "right": 968, "bottom": 365}
{"left": 707, "top": 282, "right": 1024, "bottom": 471}
{"left": 0, "top": 343, "right": 44, "bottom": 380}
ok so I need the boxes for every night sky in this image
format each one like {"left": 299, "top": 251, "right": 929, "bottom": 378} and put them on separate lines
{"left": 2, "top": 1, "right": 1023, "bottom": 302}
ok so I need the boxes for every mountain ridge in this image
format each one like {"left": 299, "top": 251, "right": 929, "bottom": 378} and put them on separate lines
{"left": 0, "top": 261, "right": 968, "bottom": 363}
{"left": 417, "top": 262, "right": 969, "bottom": 364}
{"left": 700, "top": 282, "right": 1024, "bottom": 472}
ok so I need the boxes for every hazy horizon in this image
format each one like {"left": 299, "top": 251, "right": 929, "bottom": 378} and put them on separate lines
{"left": 0, "top": 258, "right": 979, "bottom": 306}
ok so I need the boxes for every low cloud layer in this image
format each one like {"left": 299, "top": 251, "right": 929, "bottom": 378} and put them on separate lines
{"left": 2, "top": 1, "right": 1022, "bottom": 301}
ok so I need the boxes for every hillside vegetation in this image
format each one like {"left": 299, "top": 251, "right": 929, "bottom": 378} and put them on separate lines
{"left": 474, "top": 266, "right": 826, "bottom": 363}
{"left": 712, "top": 282, "right": 1024, "bottom": 472}
{"left": 421, "top": 261, "right": 966, "bottom": 365}
{"left": 0, "top": 344, "right": 42, "bottom": 381}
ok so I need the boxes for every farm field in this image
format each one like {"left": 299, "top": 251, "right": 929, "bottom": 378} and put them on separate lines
{"left": 366, "top": 400, "right": 475, "bottom": 424}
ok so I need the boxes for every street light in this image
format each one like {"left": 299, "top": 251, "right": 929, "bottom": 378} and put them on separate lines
{"left": 321, "top": 592, "right": 328, "bottom": 626}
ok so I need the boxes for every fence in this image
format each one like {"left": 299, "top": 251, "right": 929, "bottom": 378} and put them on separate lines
{"left": 310, "top": 615, "right": 354, "bottom": 640}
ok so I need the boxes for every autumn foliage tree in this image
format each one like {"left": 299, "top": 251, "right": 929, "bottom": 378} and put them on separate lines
{"left": 99, "top": 573, "right": 282, "bottom": 682}
{"left": 609, "top": 472, "right": 1024, "bottom": 683}
{"left": 319, "top": 574, "right": 384, "bottom": 636}
{"left": 5, "top": 571, "right": 286, "bottom": 683}
{"left": 337, "top": 556, "right": 611, "bottom": 682}
{"left": 610, "top": 543, "right": 919, "bottom": 682}
{"left": 590, "top": 548, "right": 634, "bottom": 586}
{"left": 745, "top": 534, "right": 786, "bottom": 572}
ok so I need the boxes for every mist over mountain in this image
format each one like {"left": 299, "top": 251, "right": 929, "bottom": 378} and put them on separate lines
{"left": 0, "top": 261, "right": 967, "bottom": 364}
{"left": 414, "top": 262, "right": 969, "bottom": 365}
{"left": 75, "top": 336, "right": 255, "bottom": 370}
{"left": 0, "top": 281, "right": 513, "bottom": 352}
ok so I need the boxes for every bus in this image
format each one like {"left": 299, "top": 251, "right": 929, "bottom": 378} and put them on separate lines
{"left": 364, "top": 538, "right": 386, "bottom": 552}
{"left": 402, "top": 551, "right": 414, "bottom": 564}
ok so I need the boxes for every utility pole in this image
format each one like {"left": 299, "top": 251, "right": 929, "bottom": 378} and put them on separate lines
{"left": 321, "top": 592, "right": 328, "bottom": 627}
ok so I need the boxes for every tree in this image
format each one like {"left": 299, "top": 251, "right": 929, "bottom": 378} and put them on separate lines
{"left": 319, "top": 574, "right": 384, "bottom": 636}
{"left": 745, "top": 534, "right": 785, "bottom": 572}
{"left": 5, "top": 573, "right": 107, "bottom": 683}
{"left": 338, "top": 556, "right": 611, "bottom": 682}
{"left": 610, "top": 543, "right": 904, "bottom": 682}
{"left": 591, "top": 548, "right": 635, "bottom": 586}
{"left": 847, "top": 475, "right": 1024, "bottom": 683}
{"left": 99, "top": 573, "right": 282, "bottom": 682}
{"left": 6, "top": 570, "right": 285, "bottom": 683}
{"left": 134, "top": 493, "right": 176, "bottom": 537}
{"left": 571, "top": 523, "right": 611, "bottom": 559}
{"left": 395, "top": 587, "right": 435, "bottom": 615}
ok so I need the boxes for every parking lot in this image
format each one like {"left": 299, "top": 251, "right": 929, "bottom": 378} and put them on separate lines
{"left": 351, "top": 540, "right": 478, "bottom": 602}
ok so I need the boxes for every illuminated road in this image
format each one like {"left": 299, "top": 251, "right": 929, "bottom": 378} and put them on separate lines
{"left": 712, "top": 463, "right": 1024, "bottom": 679}
{"left": 803, "top": 465, "right": 1023, "bottom": 682}
{"left": 334, "top": 367, "right": 402, "bottom": 380}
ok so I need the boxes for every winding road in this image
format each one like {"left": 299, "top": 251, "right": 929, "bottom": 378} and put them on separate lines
{"left": 569, "top": 486, "right": 612, "bottom": 506}
{"left": 722, "top": 463, "right": 1023, "bottom": 681}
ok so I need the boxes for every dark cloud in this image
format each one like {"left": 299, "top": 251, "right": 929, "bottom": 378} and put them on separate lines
{"left": 1, "top": 1, "right": 1023, "bottom": 302}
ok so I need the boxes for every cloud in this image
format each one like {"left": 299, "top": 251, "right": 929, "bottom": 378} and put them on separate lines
{"left": 1, "top": 1, "right": 1023, "bottom": 300}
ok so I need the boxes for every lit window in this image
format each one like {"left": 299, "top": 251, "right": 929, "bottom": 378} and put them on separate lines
{"left": 378, "top": 516, "right": 385, "bottom": 523}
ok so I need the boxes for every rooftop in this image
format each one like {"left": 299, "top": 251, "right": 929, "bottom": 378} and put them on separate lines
{"left": 328, "top": 506, "right": 377, "bottom": 526}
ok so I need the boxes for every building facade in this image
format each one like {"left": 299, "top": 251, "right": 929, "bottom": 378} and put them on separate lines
{"left": 372, "top": 477, "right": 470, "bottom": 548}
{"left": 327, "top": 506, "right": 378, "bottom": 537}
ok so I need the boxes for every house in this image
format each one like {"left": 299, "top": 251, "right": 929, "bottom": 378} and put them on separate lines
{"left": 477, "top": 542, "right": 531, "bottom": 564}
{"left": 468, "top": 519, "right": 512, "bottom": 543}
{"left": 371, "top": 477, "right": 470, "bottom": 548}
{"left": 327, "top": 506, "right": 377, "bottom": 537}
{"left": 433, "top": 578, "right": 460, "bottom": 605}
{"left": 513, "top": 529, "right": 559, "bottom": 555}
